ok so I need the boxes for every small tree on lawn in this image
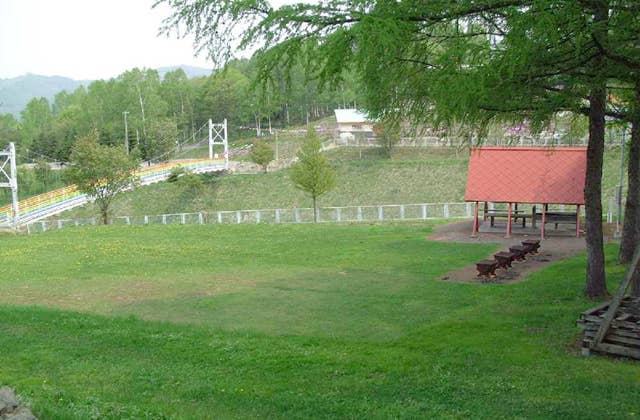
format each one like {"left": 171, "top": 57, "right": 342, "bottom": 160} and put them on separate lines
{"left": 375, "top": 118, "right": 401, "bottom": 157}
{"left": 290, "top": 130, "right": 336, "bottom": 222}
{"left": 250, "top": 141, "right": 274, "bottom": 173}
{"left": 66, "top": 133, "right": 139, "bottom": 225}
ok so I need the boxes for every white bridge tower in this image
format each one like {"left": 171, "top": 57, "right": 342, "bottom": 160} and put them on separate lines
{"left": 209, "top": 119, "right": 229, "bottom": 170}
{"left": 0, "top": 143, "right": 19, "bottom": 227}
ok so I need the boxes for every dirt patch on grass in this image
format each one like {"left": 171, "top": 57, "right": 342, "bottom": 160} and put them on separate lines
{"left": 431, "top": 220, "right": 588, "bottom": 284}
{"left": 0, "top": 277, "right": 257, "bottom": 312}
{"left": 104, "top": 278, "right": 256, "bottom": 304}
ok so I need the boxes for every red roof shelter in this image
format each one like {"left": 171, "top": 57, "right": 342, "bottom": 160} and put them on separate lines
{"left": 464, "top": 146, "right": 587, "bottom": 239}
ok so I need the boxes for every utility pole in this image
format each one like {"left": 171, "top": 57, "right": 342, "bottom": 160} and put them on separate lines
{"left": 123, "top": 111, "right": 130, "bottom": 154}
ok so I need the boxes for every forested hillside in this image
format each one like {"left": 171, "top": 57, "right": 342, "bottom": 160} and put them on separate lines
{"left": 0, "top": 74, "right": 86, "bottom": 117}
{"left": 0, "top": 59, "right": 363, "bottom": 163}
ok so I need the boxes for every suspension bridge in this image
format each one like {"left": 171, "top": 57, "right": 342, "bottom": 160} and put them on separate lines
{"left": 0, "top": 119, "right": 229, "bottom": 228}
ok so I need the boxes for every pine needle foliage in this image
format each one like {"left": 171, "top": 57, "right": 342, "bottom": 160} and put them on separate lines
{"left": 290, "top": 130, "right": 336, "bottom": 222}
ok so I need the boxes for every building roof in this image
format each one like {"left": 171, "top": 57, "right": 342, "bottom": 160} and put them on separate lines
{"left": 334, "top": 109, "right": 371, "bottom": 124}
{"left": 464, "top": 146, "right": 587, "bottom": 205}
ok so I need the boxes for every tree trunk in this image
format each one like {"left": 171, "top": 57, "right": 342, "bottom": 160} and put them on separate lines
{"left": 136, "top": 84, "right": 147, "bottom": 138}
{"left": 620, "top": 87, "right": 640, "bottom": 265}
{"left": 632, "top": 255, "right": 640, "bottom": 298}
{"left": 625, "top": 94, "right": 640, "bottom": 297}
{"left": 100, "top": 204, "right": 109, "bottom": 225}
{"left": 286, "top": 103, "right": 290, "bottom": 126}
{"left": 313, "top": 195, "right": 318, "bottom": 223}
{"left": 583, "top": 2, "right": 608, "bottom": 299}
{"left": 584, "top": 87, "right": 608, "bottom": 297}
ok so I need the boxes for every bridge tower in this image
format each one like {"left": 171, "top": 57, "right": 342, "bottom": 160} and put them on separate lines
{"left": 0, "top": 143, "right": 19, "bottom": 227}
{"left": 209, "top": 119, "right": 229, "bottom": 170}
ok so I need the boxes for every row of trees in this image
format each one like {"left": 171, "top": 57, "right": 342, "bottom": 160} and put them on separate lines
{"left": 158, "top": 0, "right": 639, "bottom": 297}
{"left": 0, "top": 59, "right": 364, "bottom": 163}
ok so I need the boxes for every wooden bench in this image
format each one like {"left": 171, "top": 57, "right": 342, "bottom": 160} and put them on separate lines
{"left": 494, "top": 251, "right": 516, "bottom": 269}
{"left": 522, "top": 239, "right": 541, "bottom": 254}
{"left": 532, "top": 212, "right": 578, "bottom": 229}
{"left": 476, "top": 260, "right": 498, "bottom": 278}
{"left": 485, "top": 210, "right": 531, "bottom": 228}
{"left": 509, "top": 245, "right": 529, "bottom": 261}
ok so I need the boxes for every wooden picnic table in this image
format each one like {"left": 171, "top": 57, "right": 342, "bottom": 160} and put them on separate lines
{"left": 485, "top": 210, "right": 532, "bottom": 228}
{"left": 531, "top": 211, "right": 578, "bottom": 229}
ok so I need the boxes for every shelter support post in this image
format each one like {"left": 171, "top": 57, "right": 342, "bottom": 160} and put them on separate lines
{"left": 532, "top": 205, "right": 536, "bottom": 228}
{"left": 472, "top": 201, "right": 479, "bottom": 237}
{"left": 541, "top": 204, "right": 547, "bottom": 240}
{"left": 506, "top": 202, "right": 513, "bottom": 238}
{"left": 576, "top": 205, "right": 581, "bottom": 238}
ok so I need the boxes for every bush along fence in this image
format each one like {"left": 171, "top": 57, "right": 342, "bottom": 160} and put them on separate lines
{"left": 26, "top": 202, "right": 474, "bottom": 233}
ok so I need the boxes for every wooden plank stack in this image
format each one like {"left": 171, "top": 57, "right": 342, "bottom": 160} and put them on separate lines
{"left": 577, "top": 297, "right": 640, "bottom": 359}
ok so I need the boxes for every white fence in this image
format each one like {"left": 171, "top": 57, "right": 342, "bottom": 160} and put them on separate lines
{"left": 26, "top": 202, "right": 473, "bottom": 234}
{"left": 323, "top": 135, "right": 632, "bottom": 149}
{"left": 24, "top": 198, "right": 624, "bottom": 234}
{"left": 324, "top": 136, "right": 593, "bottom": 148}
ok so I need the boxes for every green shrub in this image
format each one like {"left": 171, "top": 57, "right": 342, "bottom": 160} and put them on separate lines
{"left": 167, "top": 166, "right": 186, "bottom": 183}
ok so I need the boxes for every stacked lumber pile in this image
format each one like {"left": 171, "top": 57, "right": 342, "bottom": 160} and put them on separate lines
{"left": 577, "top": 297, "right": 640, "bottom": 359}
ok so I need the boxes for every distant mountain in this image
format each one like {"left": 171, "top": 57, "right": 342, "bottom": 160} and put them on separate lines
{"left": 157, "top": 65, "right": 212, "bottom": 79}
{"left": 0, "top": 65, "right": 213, "bottom": 119}
{"left": 0, "top": 74, "right": 87, "bottom": 118}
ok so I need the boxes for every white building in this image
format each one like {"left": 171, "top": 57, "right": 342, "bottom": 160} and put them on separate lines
{"left": 334, "top": 109, "right": 375, "bottom": 140}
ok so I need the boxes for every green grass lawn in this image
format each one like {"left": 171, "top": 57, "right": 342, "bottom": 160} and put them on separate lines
{"left": 59, "top": 147, "right": 627, "bottom": 220}
{"left": 0, "top": 223, "right": 637, "bottom": 418}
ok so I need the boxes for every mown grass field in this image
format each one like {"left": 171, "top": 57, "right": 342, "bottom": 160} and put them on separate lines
{"left": 59, "top": 146, "right": 626, "bottom": 220}
{"left": 0, "top": 223, "right": 638, "bottom": 418}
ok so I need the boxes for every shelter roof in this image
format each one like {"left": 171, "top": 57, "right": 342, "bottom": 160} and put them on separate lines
{"left": 464, "top": 146, "right": 587, "bottom": 205}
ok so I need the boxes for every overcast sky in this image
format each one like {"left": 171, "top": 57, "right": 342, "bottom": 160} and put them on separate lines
{"left": 0, "top": 0, "right": 214, "bottom": 80}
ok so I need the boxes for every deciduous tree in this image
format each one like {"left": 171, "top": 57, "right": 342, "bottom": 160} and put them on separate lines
{"left": 290, "top": 131, "right": 336, "bottom": 222}
{"left": 66, "top": 133, "right": 139, "bottom": 224}
{"left": 250, "top": 141, "right": 274, "bottom": 172}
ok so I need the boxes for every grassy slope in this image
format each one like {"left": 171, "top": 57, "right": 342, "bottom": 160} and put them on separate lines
{"left": 0, "top": 223, "right": 637, "bottom": 418}
{"left": 60, "top": 147, "right": 625, "bottom": 219}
